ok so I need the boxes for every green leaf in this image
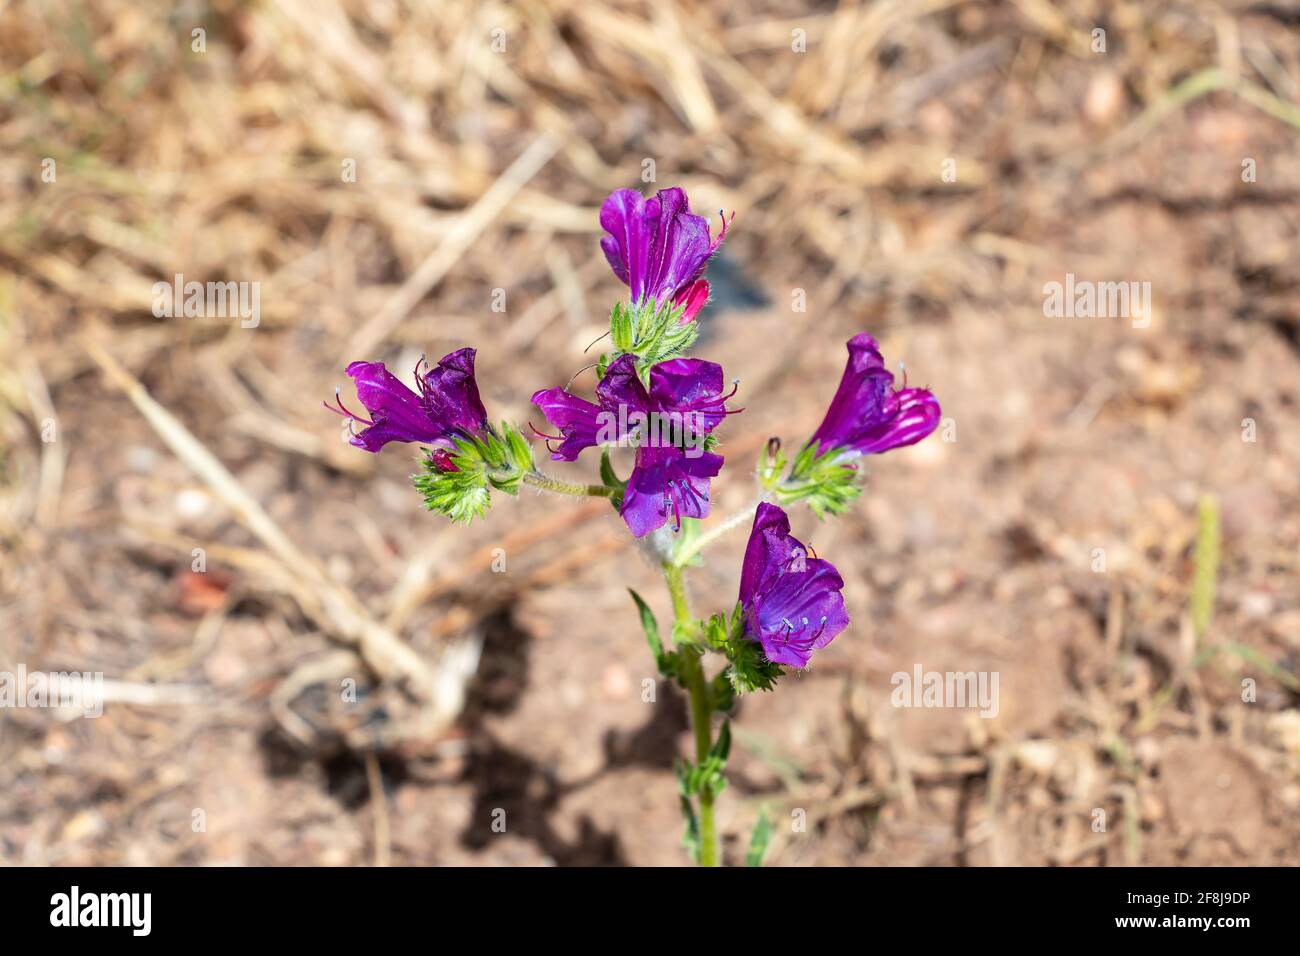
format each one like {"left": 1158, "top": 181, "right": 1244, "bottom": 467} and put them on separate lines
{"left": 601, "top": 448, "right": 626, "bottom": 512}
{"left": 599, "top": 448, "right": 623, "bottom": 489}
{"left": 709, "top": 720, "right": 732, "bottom": 763}
{"left": 746, "top": 809, "right": 773, "bottom": 867}
{"left": 674, "top": 760, "right": 701, "bottom": 863}
{"left": 627, "top": 590, "right": 684, "bottom": 680}
{"left": 628, "top": 589, "right": 663, "bottom": 664}
{"left": 678, "top": 795, "right": 701, "bottom": 863}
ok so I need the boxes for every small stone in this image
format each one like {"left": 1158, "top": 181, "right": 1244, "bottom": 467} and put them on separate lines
{"left": 1085, "top": 71, "right": 1124, "bottom": 126}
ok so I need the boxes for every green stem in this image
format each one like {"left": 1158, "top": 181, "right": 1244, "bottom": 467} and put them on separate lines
{"left": 663, "top": 562, "right": 718, "bottom": 867}
{"left": 523, "top": 471, "right": 613, "bottom": 498}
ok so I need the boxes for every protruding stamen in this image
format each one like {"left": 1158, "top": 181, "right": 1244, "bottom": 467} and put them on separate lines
{"left": 667, "top": 480, "right": 683, "bottom": 532}
{"left": 323, "top": 389, "right": 375, "bottom": 427}
{"left": 711, "top": 209, "right": 734, "bottom": 251}
{"left": 526, "top": 421, "right": 564, "bottom": 455}
{"left": 527, "top": 421, "right": 564, "bottom": 442}
{"left": 413, "top": 354, "right": 430, "bottom": 393}
{"left": 677, "top": 479, "right": 706, "bottom": 514}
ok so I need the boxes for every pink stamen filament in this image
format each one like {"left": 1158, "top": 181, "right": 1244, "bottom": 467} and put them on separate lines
{"left": 323, "top": 389, "right": 375, "bottom": 428}
{"left": 526, "top": 421, "right": 565, "bottom": 456}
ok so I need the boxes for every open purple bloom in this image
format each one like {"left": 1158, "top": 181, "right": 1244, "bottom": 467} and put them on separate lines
{"left": 326, "top": 348, "right": 487, "bottom": 453}
{"left": 599, "top": 187, "right": 730, "bottom": 320}
{"left": 809, "top": 333, "right": 941, "bottom": 457}
{"left": 531, "top": 354, "right": 732, "bottom": 461}
{"left": 531, "top": 353, "right": 737, "bottom": 537}
{"left": 622, "top": 445, "right": 724, "bottom": 538}
{"left": 738, "top": 503, "right": 849, "bottom": 668}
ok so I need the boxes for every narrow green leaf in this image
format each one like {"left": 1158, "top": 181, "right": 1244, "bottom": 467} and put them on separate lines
{"left": 709, "top": 719, "right": 732, "bottom": 763}
{"left": 599, "top": 448, "right": 622, "bottom": 489}
{"left": 746, "top": 809, "right": 772, "bottom": 868}
{"left": 601, "top": 449, "right": 626, "bottom": 512}
{"left": 628, "top": 589, "right": 663, "bottom": 664}
{"left": 679, "top": 795, "right": 701, "bottom": 863}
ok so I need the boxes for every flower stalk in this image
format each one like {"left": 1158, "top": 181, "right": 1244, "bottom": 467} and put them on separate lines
{"left": 522, "top": 471, "right": 615, "bottom": 498}
{"left": 671, "top": 500, "right": 761, "bottom": 568}
{"left": 664, "top": 562, "right": 718, "bottom": 867}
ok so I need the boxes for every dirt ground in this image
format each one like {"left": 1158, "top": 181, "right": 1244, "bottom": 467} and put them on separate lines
{"left": 2, "top": 0, "right": 1299, "bottom": 866}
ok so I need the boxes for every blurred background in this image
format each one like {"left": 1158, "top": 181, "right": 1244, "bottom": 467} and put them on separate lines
{"left": 2, "top": 0, "right": 1299, "bottom": 866}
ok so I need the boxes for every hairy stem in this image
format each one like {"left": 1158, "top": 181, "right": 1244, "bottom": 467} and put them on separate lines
{"left": 672, "top": 500, "right": 761, "bottom": 567}
{"left": 522, "top": 471, "right": 614, "bottom": 498}
{"left": 663, "top": 562, "right": 718, "bottom": 866}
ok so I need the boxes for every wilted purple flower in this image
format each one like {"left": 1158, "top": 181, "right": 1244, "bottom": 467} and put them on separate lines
{"left": 600, "top": 187, "right": 731, "bottom": 321}
{"left": 531, "top": 353, "right": 737, "bottom": 536}
{"left": 809, "top": 333, "right": 941, "bottom": 457}
{"left": 738, "top": 503, "right": 849, "bottom": 668}
{"left": 325, "top": 348, "right": 487, "bottom": 453}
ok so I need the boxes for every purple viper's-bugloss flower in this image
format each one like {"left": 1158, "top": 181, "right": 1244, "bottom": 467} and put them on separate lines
{"left": 809, "top": 333, "right": 941, "bottom": 458}
{"left": 738, "top": 503, "right": 849, "bottom": 669}
{"left": 326, "top": 348, "right": 487, "bottom": 453}
{"left": 531, "top": 353, "right": 737, "bottom": 537}
{"left": 600, "top": 187, "right": 730, "bottom": 321}
{"left": 622, "top": 445, "right": 724, "bottom": 538}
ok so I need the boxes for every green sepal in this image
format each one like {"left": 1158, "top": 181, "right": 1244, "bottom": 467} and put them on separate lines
{"left": 715, "top": 601, "right": 784, "bottom": 695}
{"left": 774, "top": 441, "right": 863, "bottom": 518}
{"left": 411, "top": 421, "right": 535, "bottom": 523}
{"left": 607, "top": 298, "right": 699, "bottom": 371}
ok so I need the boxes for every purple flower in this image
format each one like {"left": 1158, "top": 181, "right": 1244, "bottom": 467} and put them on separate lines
{"left": 739, "top": 503, "right": 849, "bottom": 668}
{"left": 531, "top": 354, "right": 732, "bottom": 459}
{"left": 531, "top": 353, "right": 737, "bottom": 537}
{"left": 622, "top": 445, "right": 724, "bottom": 538}
{"left": 599, "top": 187, "right": 730, "bottom": 321}
{"left": 809, "top": 333, "right": 941, "bottom": 457}
{"left": 325, "top": 348, "right": 487, "bottom": 453}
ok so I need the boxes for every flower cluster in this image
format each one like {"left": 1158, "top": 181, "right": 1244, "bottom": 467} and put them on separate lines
{"left": 327, "top": 184, "right": 941, "bottom": 865}
{"left": 532, "top": 353, "right": 734, "bottom": 537}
